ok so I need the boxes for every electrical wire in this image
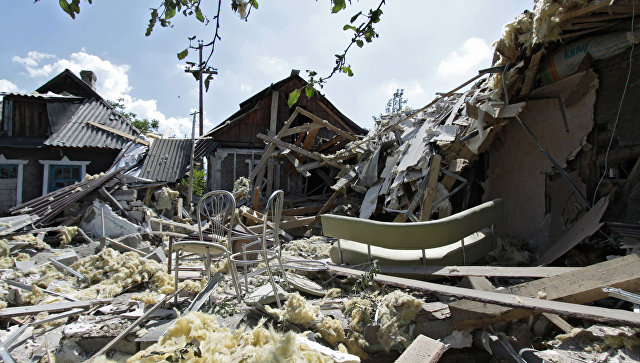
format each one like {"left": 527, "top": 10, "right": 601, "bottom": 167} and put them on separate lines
{"left": 592, "top": 3, "right": 636, "bottom": 206}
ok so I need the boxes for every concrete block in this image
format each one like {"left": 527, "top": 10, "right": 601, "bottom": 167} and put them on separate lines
{"left": 112, "top": 189, "right": 137, "bottom": 201}
{"left": 145, "top": 247, "right": 167, "bottom": 263}
{"left": 396, "top": 334, "right": 447, "bottom": 363}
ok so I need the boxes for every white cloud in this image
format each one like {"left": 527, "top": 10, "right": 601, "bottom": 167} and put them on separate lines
{"left": 239, "top": 83, "right": 252, "bottom": 93}
{"left": 11, "top": 50, "right": 196, "bottom": 137}
{"left": 12, "top": 51, "right": 55, "bottom": 69}
{"left": 0, "top": 79, "right": 20, "bottom": 93}
{"left": 437, "top": 38, "right": 492, "bottom": 76}
{"left": 254, "top": 55, "right": 290, "bottom": 79}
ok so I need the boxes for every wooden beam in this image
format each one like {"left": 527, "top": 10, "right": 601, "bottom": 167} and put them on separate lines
{"left": 296, "top": 107, "right": 357, "bottom": 142}
{"left": 257, "top": 133, "right": 344, "bottom": 169}
{"left": 282, "top": 204, "right": 335, "bottom": 216}
{"left": 419, "top": 154, "right": 442, "bottom": 221}
{"left": 464, "top": 275, "right": 573, "bottom": 334}
{"left": 0, "top": 300, "right": 109, "bottom": 318}
{"left": 87, "top": 121, "right": 149, "bottom": 146}
{"left": 315, "top": 134, "right": 343, "bottom": 153}
{"left": 327, "top": 264, "right": 640, "bottom": 327}
{"left": 316, "top": 101, "right": 355, "bottom": 134}
{"left": 249, "top": 109, "right": 299, "bottom": 181}
{"left": 449, "top": 252, "right": 640, "bottom": 330}
{"left": 280, "top": 123, "right": 324, "bottom": 137}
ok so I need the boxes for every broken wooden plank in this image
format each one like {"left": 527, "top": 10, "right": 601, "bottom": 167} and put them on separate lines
{"left": 520, "top": 50, "right": 544, "bottom": 96}
{"left": 0, "top": 300, "right": 110, "bottom": 318}
{"left": 245, "top": 216, "right": 316, "bottom": 233}
{"left": 419, "top": 154, "right": 442, "bottom": 221}
{"left": 449, "top": 252, "right": 640, "bottom": 330}
{"left": 536, "top": 197, "right": 608, "bottom": 265}
{"left": 250, "top": 109, "right": 299, "bottom": 181}
{"left": 316, "top": 101, "right": 355, "bottom": 134}
{"left": 279, "top": 123, "right": 324, "bottom": 137}
{"left": 315, "top": 134, "right": 343, "bottom": 153}
{"left": 464, "top": 275, "right": 573, "bottom": 334}
{"left": 296, "top": 107, "right": 357, "bottom": 142}
{"left": 87, "top": 121, "right": 149, "bottom": 146}
{"left": 149, "top": 217, "right": 199, "bottom": 233}
{"left": 327, "top": 264, "right": 640, "bottom": 327}
{"left": 282, "top": 204, "right": 335, "bottom": 216}
{"left": 395, "top": 334, "right": 447, "bottom": 363}
{"left": 376, "top": 265, "right": 580, "bottom": 278}
{"left": 257, "top": 133, "right": 343, "bottom": 169}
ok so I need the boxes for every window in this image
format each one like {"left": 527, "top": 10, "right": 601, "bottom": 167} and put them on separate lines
{"left": 39, "top": 156, "right": 90, "bottom": 194}
{"left": 48, "top": 165, "right": 81, "bottom": 192}
{"left": 0, "top": 165, "right": 18, "bottom": 179}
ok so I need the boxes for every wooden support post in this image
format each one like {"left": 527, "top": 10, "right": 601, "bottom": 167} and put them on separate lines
{"left": 419, "top": 154, "right": 442, "bottom": 221}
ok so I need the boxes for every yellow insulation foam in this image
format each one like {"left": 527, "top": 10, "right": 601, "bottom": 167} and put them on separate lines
{"left": 128, "top": 312, "right": 337, "bottom": 363}
{"left": 376, "top": 290, "right": 423, "bottom": 351}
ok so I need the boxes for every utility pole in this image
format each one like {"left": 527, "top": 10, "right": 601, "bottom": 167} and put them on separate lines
{"left": 188, "top": 111, "right": 198, "bottom": 208}
{"left": 185, "top": 41, "right": 218, "bottom": 136}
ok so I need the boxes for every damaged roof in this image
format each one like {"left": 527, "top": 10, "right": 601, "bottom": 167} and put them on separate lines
{"left": 43, "top": 98, "right": 139, "bottom": 149}
{"left": 139, "top": 138, "right": 193, "bottom": 182}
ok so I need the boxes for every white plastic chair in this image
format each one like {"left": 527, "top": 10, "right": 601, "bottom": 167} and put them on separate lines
{"left": 172, "top": 190, "right": 242, "bottom": 305}
{"left": 229, "top": 190, "right": 290, "bottom": 308}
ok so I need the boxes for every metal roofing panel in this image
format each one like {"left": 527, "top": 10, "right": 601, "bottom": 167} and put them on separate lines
{"left": 1, "top": 92, "right": 83, "bottom": 100}
{"left": 44, "top": 99, "right": 139, "bottom": 149}
{"left": 139, "top": 138, "right": 192, "bottom": 182}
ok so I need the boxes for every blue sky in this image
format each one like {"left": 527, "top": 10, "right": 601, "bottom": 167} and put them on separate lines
{"left": 1, "top": 1, "right": 529, "bottom": 136}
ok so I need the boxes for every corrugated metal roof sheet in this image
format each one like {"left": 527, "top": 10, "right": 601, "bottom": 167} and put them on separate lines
{"left": 1, "top": 92, "right": 83, "bottom": 100}
{"left": 139, "top": 138, "right": 192, "bottom": 182}
{"left": 44, "top": 98, "right": 139, "bottom": 149}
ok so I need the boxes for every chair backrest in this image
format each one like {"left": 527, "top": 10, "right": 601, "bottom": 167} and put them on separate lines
{"left": 197, "top": 190, "right": 236, "bottom": 245}
{"left": 262, "top": 190, "right": 284, "bottom": 250}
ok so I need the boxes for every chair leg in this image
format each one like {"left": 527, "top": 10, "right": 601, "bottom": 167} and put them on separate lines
{"left": 277, "top": 247, "right": 291, "bottom": 290}
{"left": 227, "top": 254, "right": 243, "bottom": 304}
{"left": 242, "top": 245, "right": 249, "bottom": 293}
{"left": 174, "top": 251, "right": 180, "bottom": 306}
{"left": 264, "top": 250, "right": 282, "bottom": 309}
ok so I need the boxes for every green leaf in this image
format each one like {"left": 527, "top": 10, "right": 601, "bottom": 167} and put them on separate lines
{"left": 146, "top": 9, "right": 158, "bottom": 36}
{"left": 204, "top": 74, "right": 213, "bottom": 92}
{"left": 331, "top": 0, "right": 345, "bottom": 13}
{"left": 288, "top": 89, "right": 301, "bottom": 108}
{"left": 343, "top": 24, "right": 357, "bottom": 31}
{"left": 165, "top": 6, "right": 176, "bottom": 19}
{"left": 305, "top": 86, "right": 315, "bottom": 99}
{"left": 356, "top": 39, "right": 364, "bottom": 48}
{"left": 350, "top": 11, "right": 362, "bottom": 23}
{"left": 59, "top": 0, "right": 70, "bottom": 13}
{"left": 249, "top": 0, "right": 259, "bottom": 9}
{"left": 177, "top": 49, "right": 189, "bottom": 60}
{"left": 195, "top": 6, "right": 204, "bottom": 22}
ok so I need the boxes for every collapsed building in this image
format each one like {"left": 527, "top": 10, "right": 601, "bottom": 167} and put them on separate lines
{"left": 1, "top": 0, "right": 640, "bottom": 362}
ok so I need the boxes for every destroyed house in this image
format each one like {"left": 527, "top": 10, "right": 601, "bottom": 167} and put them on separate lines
{"left": 197, "top": 70, "right": 366, "bottom": 197}
{"left": 0, "top": 69, "right": 138, "bottom": 214}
